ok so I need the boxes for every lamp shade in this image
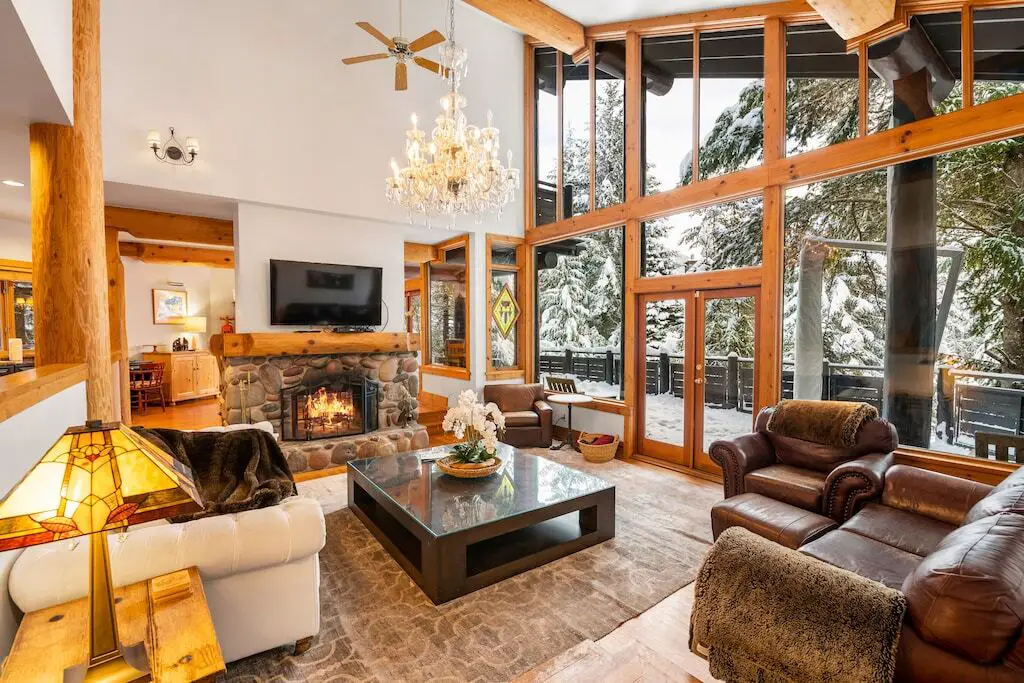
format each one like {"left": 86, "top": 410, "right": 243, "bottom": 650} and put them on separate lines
{"left": 185, "top": 315, "right": 208, "bottom": 333}
{"left": 0, "top": 422, "right": 202, "bottom": 551}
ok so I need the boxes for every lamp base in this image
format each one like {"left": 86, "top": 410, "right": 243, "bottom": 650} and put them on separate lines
{"left": 64, "top": 641, "right": 149, "bottom": 683}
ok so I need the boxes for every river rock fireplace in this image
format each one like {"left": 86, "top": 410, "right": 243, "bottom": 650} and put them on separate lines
{"left": 281, "top": 373, "right": 378, "bottom": 441}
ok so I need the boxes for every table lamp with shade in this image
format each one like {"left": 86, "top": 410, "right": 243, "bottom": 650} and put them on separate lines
{"left": 0, "top": 421, "right": 203, "bottom": 681}
{"left": 184, "top": 315, "right": 207, "bottom": 351}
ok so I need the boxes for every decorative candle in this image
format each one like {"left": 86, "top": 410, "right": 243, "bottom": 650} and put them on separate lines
{"left": 8, "top": 338, "right": 22, "bottom": 363}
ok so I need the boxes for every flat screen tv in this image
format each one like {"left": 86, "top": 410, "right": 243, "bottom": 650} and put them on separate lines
{"left": 270, "top": 259, "right": 383, "bottom": 327}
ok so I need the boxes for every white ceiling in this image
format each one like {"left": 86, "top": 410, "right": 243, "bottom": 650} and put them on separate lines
{"left": 542, "top": 0, "right": 775, "bottom": 25}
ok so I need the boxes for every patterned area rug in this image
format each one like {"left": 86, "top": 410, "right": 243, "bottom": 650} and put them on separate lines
{"left": 225, "top": 450, "right": 721, "bottom": 682}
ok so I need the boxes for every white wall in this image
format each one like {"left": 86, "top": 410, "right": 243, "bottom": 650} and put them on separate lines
{"left": 122, "top": 258, "right": 233, "bottom": 357}
{"left": 0, "top": 218, "right": 30, "bottom": 261}
{"left": 234, "top": 203, "right": 405, "bottom": 333}
{"left": 11, "top": 0, "right": 72, "bottom": 123}
{"left": 100, "top": 0, "right": 524, "bottom": 234}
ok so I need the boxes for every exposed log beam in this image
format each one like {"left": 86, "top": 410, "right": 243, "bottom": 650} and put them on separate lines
{"left": 404, "top": 242, "right": 438, "bottom": 264}
{"left": 118, "top": 241, "right": 235, "bottom": 268}
{"left": 806, "top": 0, "right": 895, "bottom": 40}
{"left": 462, "top": 0, "right": 585, "bottom": 56}
{"left": 104, "top": 206, "right": 234, "bottom": 247}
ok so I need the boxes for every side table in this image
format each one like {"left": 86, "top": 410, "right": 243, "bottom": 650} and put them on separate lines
{"left": 1, "top": 566, "right": 225, "bottom": 682}
{"left": 547, "top": 393, "right": 593, "bottom": 451}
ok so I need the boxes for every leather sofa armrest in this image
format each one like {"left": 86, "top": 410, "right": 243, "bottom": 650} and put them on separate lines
{"left": 534, "top": 400, "right": 553, "bottom": 446}
{"left": 824, "top": 452, "right": 894, "bottom": 522}
{"left": 709, "top": 433, "right": 775, "bottom": 498}
{"left": 882, "top": 465, "right": 993, "bottom": 526}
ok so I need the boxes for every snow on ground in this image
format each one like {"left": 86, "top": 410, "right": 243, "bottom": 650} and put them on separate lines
{"left": 643, "top": 393, "right": 753, "bottom": 450}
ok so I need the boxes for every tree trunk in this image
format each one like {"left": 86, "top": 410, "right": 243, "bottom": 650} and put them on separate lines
{"left": 1002, "top": 296, "right": 1024, "bottom": 374}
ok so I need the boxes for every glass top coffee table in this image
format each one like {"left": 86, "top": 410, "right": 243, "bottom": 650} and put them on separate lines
{"left": 347, "top": 443, "right": 616, "bottom": 604}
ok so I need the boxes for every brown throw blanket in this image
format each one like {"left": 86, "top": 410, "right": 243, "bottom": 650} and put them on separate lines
{"left": 134, "top": 427, "right": 296, "bottom": 523}
{"left": 690, "top": 528, "right": 906, "bottom": 683}
{"left": 766, "top": 399, "right": 878, "bottom": 447}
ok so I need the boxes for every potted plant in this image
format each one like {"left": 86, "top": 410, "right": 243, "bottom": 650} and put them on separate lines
{"left": 438, "top": 390, "right": 506, "bottom": 478}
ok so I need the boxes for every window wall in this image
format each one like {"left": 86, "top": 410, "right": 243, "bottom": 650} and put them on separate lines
{"left": 536, "top": 226, "right": 624, "bottom": 399}
{"left": 563, "top": 54, "right": 591, "bottom": 217}
{"left": 642, "top": 34, "right": 695, "bottom": 195}
{"left": 426, "top": 238, "right": 470, "bottom": 374}
{"left": 535, "top": 47, "right": 559, "bottom": 225}
{"left": 786, "top": 23, "right": 858, "bottom": 154}
{"left": 487, "top": 237, "right": 525, "bottom": 377}
{"left": 642, "top": 196, "right": 764, "bottom": 277}
{"left": 595, "top": 40, "right": 626, "bottom": 209}
{"left": 1, "top": 275, "right": 34, "bottom": 356}
{"left": 973, "top": 7, "right": 1024, "bottom": 105}
{"left": 783, "top": 136, "right": 1024, "bottom": 461}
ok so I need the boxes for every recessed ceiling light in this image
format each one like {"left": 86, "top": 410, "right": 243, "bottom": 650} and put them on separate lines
{"left": 2, "top": 180, "right": 24, "bottom": 187}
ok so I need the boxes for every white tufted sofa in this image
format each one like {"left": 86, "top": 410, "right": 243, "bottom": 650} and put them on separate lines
{"left": 0, "top": 422, "right": 326, "bottom": 664}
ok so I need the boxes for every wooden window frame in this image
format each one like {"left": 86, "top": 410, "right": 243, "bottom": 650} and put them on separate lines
{"left": 523, "top": 0, "right": 1024, "bottom": 470}
{"left": 0, "top": 260, "right": 34, "bottom": 361}
{"left": 421, "top": 234, "right": 472, "bottom": 381}
{"left": 485, "top": 234, "right": 527, "bottom": 380}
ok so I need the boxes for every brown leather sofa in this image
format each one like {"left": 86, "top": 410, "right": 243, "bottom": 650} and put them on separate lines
{"left": 711, "top": 464, "right": 1024, "bottom": 682}
{"left": 710, "top": 406, "right": 898, "bottom": 522}
{"left": 482, "top": 383, "right": 552, "bottom": 448}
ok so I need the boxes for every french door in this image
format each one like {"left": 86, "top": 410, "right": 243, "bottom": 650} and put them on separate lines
{"left": 636, "top": 287, "right": 761, "bottom": 476}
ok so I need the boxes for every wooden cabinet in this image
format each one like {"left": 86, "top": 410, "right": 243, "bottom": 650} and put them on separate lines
{"left": 142, "top": 351, "right": 219, "bottom": 404}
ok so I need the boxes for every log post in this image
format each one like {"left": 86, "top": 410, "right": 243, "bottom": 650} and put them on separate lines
{"left": 29, "top": 0, "right": 113, "bottom": 421}
{"left": 793, "top": 240, "right": 827, "bottom": 400}
{"left": 869, "top": 19, "right": 953, "bottom": 447}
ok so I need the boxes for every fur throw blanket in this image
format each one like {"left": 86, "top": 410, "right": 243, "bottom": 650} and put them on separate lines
{"left": 133, "top": 427, "right": 296, "bottom": 523}
{"left": 690, "top": 528, "right": 906, "bottom": 683}
{"left": 767, "top": 399, "right": 878, "bottom": 447}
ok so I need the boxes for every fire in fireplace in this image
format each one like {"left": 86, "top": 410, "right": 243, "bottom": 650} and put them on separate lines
{"left": 281, "top": 374, "right": 378, "bottom": 441}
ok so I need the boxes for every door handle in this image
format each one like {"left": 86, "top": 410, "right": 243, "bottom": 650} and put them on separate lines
{"left": 694, "top": 378, "right": 704, "bottom": 385}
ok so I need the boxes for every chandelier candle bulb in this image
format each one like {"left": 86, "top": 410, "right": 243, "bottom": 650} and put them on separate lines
{"left": 147, "top": 129, "right": 162, "bottom": 149}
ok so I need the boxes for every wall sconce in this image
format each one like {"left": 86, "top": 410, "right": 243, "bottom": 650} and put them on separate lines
{"left": 147, "top": 127, "right": 199, "bottom": 165}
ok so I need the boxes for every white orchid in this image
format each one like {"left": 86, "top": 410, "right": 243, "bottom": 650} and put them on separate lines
{"left": 443, "top": 392, "right": 506, "bottom": 461}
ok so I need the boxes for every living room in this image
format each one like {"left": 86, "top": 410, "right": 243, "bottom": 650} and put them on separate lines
{"left": 0, "top": 0, "right": 1022, "bottom": 681}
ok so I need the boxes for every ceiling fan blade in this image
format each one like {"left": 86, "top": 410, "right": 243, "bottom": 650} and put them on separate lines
{"left": 395, "top": 62, "right": 408, "bottom": 91}
{"left": 356, "top": 22, "right": 396, "bottom": 50}
{"left": 342, "top": 53, "right": 390, "bottom": 65}
{"left": 409, "top": 29, "right": 445, "bottom": 53}
{"left": 414, "top": 56, "right": 449, "bottom": 78}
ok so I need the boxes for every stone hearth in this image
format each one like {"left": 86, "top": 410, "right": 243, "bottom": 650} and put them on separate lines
{"left": 219, "top": 350, "right": 428, "bottom": 473}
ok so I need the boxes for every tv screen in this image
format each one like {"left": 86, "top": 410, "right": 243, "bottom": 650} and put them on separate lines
{"left": 270, "top": 259, "right": 383, "bottom": 326}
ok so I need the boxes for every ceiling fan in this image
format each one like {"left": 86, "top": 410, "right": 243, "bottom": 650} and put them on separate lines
{"left": 341, "top": 0, "right": 448, "bottom": 91}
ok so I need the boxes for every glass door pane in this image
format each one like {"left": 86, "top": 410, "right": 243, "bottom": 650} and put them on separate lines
{"left": 697, "top": 293, "right": 757, "bottom": 472}
{"left": 642, "top": 297, "right": 689, "bottom": 456}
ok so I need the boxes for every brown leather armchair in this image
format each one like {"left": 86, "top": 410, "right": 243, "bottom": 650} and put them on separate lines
{"left": 482, "top": 384, "right": 552, "bottom": 448}
{"left": 710, "top": 405, "right": 898, "bottom": 522}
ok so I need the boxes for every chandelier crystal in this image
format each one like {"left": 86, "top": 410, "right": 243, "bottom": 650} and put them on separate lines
{"left": 385, "top": 0, "right": 519, "bottom": 223}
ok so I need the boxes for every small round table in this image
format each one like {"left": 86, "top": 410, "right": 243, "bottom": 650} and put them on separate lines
{"left": 547, "top": 393, "right": 592, "bottom": 451}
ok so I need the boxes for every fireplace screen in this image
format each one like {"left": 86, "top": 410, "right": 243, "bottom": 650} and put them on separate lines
{"left": 281, "top": 374, "right": 378, "bottom": 441}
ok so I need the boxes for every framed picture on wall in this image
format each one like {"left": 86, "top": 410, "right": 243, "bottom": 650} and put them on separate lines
{"left": 152, "top": 289, "right": 188, "bottom": 324}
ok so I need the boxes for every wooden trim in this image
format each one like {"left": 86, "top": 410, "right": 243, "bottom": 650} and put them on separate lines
{"left": 692, "top": 29, "right": 702, "bottom": 182}
{"left": 404, "top": 242, "right": 438, "bottom": 264}
{"left": 622, "top": 218, "right": 641, "bottom": 458}
{"left": 524, "top": 38, "right": 537, "bottom": 233}
{"left": 522, "top": 243, "right": 537, "bottom": 383}
{"left": 104, "top": 206, "right": 233, "bottom": 247}
{"left": 106, "top": 229, "right": 131, "bottom": 424}
{"left": 763, "top": 18, "right": 787, "bottom": 164}
{"left": 630, "top": 166, "right": 769, "bottom": 224}
{"left": 858, "top": 44, "right": 869, "bottom": 137}
{"left": 461, "top": 0, "right": 585, "bottom": 56}
{"left": 962, "top": 5, "right": 974, "bottom": 108}
{"left": 118, "top": 242, "right": 234, "bottom": 268}
{"left": 487, "top": 369, "right": 526, "bottom": 380}
{"left": 404, "top": 278, "right": 421, "bottom": 293}
{"left": 0, "top": 364, "right": 88, "bottom": 422}
{"left": 895, "top": 449, "right": 1017, "bottom": 485}
{"left": 758, "top": 186, "right": 785, "bottom": 410}
{"left": 586, "top": 1, "right": 816, "bottom": 40}
{"left": 634, "top": 266, "right": 763, "bottom": 294}
{"left": 0, "top": 259, "right": 32, "bottom": 275}
{"left": 419, "top": 262, "right": 429, "bottom": 364}
{"left": 527, "top": 204, "right": 629, "bottom": 245}
{"left": 210, "top": 332, "right": 419, "bottom": 358}
{"left": 556, "top": 50, "right": 565, "bottom": 222}
{"left": 589, "top": 41, "right": 597, "bottom": 214}
{"left": 421, "top": 364, "right": 472, "bottom": 380}
{"left": 631, "top": 453, "right": 723, "bottom": 483}
{"left": 625, "top": 32, "right": 642, "bottom": 202}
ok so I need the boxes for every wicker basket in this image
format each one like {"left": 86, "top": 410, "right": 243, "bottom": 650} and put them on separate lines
{"left": 577, "top": 432, "right": 619, "bottom": 463}
{"left": 437, "top": 456, "right": 503, "bottom": 478}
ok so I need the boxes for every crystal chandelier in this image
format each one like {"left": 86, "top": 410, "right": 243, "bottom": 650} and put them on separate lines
{"left": 385, "top": 0, "right": 519, "bottom": 223}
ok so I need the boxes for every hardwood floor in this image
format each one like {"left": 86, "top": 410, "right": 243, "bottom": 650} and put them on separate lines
{"left": 514, "top": 459, "right": 720, "bottom": 683}
{"left": 131, "top": 396, "right": 221, "bottom": 430}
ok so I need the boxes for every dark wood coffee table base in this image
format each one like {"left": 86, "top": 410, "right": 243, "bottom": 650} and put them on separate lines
{"left": 348, "top": 473, "right": 616, "bottom": 604}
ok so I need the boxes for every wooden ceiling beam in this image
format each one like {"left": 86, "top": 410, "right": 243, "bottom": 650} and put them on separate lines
{"left": 104, "top": 206, "right": 234, "bottom": 247}
{"left": 461, "top": 0, "right": 585, "bottom": 55}
{"left": 404, "top": 242, "right": 438, "bottom": 264}
{"left": 118, "top": 242, "right": 235, "bottom": 269}
{"left": 806, "top": 0, "right": 896, "bottom": 40}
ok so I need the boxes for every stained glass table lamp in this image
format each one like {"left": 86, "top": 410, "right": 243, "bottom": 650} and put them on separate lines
{"left": 0, "top": 421, "right": 203, "bottom": 682}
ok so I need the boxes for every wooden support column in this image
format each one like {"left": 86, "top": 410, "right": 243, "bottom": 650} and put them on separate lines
{"left": 29, "top": 0, "right": 113, "bottom": 422}
{"left": 763, "top": 17, "right": 787, "bottom": 164}
{"left": 758, "top": 185, "right": 784, "bottom": 410}
{"left": 106, "top": 229, "right": 130, "bottom": 423}
{"left": 623, "top": 31, "right": 642, "bottom": 458}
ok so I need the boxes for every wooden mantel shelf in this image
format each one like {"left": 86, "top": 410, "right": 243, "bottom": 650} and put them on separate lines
{"left": 210, "top": 332, "right": 420, "bottom": 358}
